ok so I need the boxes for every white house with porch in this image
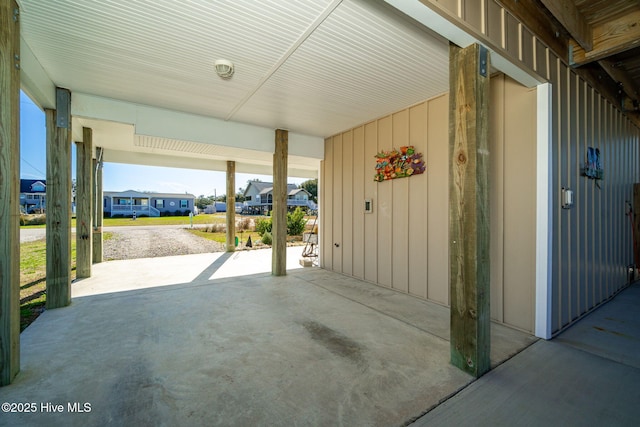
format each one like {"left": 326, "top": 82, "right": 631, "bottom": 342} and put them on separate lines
{"left": 103, "top": 190, "right": 195, "bottom": 217}
{"left": 242, "top": 181, "right": 314, "bottom": 214}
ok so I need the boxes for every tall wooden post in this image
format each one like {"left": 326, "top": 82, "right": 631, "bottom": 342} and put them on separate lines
{"left": 226, "top": 160, "right": 236, "bottom": 252}
{"left": 0, "top": 0, "right": 21, "bottom": 386}
{"left": 272, "top": 129, "right": 288, "bottom": 276}
{"left": 75, "top": 127, "right": 93, "bottom": 278}
{"left": 449, "top": 43, "right": 491, "bottom": 377}
{"left": 92, "top": 147, "right": 103, "bottom": 263}
{"left": 46, "top": 88, "right": 72, "bottom": 309}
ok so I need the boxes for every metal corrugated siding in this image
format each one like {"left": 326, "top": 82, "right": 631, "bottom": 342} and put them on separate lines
{"left": 549, "top": 59, "right": 640, "bottom": 334}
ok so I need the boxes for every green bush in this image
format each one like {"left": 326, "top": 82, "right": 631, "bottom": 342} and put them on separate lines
{"left": 261, "top": 231, "right": 272, "bottom": 245}
{"left": 255, "top": 217, "right": 273, "bottom": 236}
{"left": 287, "top": 207, "right": 307, "bottom": 236}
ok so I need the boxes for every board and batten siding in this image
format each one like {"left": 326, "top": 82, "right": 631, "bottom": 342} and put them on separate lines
{"left": 321, "top": 77, "right": 537, "bottom": 332}
{"left": 549, "top": 58, "right": 640, "bottom": 335}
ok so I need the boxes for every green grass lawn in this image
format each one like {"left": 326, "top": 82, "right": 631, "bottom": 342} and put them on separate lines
{"left": 20, "top": 237, "right": 76, "bottom": 331}
{"left": 188, "top": 229, "right": 263, "bottom": 245}
{"left": 20, "top": 213, "right": 262, "bottom": 228}
{"left": 102, "top": 213, "right": 230, "bottom": 227}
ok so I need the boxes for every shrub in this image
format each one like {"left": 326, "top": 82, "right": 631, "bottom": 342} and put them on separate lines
{"left": 237, "top": 217, "right": 252, "bottom": 232}
{"left": 20, "top": 214, "right": 46, "bottom": 226}
{"left": 205, "top": 224, "right": 225, "bottom": 233}
{"left": 255, "top": 217, "right": 272, "bottom": 236}
{"left": 287, "top": 207, "right": 307, "bottom": 236}
{"left": 261, "top": 231, "right": 272, "bottom": 246}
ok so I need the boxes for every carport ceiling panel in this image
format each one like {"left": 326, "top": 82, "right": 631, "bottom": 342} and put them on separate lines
{"left": 19, "top": 0, "right": 333, "bottom": 119}
{"left": 133, "top": 135, "right": 273, "bottom": 165}
{"left": 232, "top": 0, "right": 450, "bottom": 137}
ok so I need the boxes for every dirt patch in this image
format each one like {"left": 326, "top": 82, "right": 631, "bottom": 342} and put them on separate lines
{"left": 104, "top": 227, "right": 225, "bottom": 260}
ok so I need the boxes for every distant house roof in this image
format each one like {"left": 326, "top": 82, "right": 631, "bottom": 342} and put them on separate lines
{"left": 244, "top": 181, "right": 272, "bottom": 196}
{"left": 104, "top": 190, "right": 195, "bottom": 199}
{"left": 245, "top": 181, "right": 304, "bottom": 197}
{"left": 289, "top": 188, "right": 310, "bottom": 197}
{"left": 20, "top": 179, "right": 47, "bottom": 193}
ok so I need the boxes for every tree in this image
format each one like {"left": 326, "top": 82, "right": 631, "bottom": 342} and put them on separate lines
{"left": 195, "top": 195, "right": 214, "bottom": 209}
{"left": 300, "top": 178, "right": 318, "bottom": 203}
{"left": 236, "top": 187, "right": 246, "bottom": 202}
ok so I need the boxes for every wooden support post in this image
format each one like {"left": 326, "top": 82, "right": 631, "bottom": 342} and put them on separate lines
{"left": 75, "top": 127, "right": 93, "bottom": 277}
{"left": 226, "top": 160, "right": 236, "bottom": 252}
{"left": 46, "top": 89, "right": 72, "bottom": 309}
{"left": 272, "top": 129, "right": 288, "bottom": 276}
{"left": 92, "top": 147, "right": 104, "bottom": 263}
{"left": 449, "top": 42, "right": 491, "bottom": 377}
{"left": 0, "top": 0, "right": 21, "bottom": 386}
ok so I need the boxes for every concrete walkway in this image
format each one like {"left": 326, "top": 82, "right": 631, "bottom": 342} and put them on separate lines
{"left": 413, "top": 282, "right": 640, "bottom": 426}
{"left": 0, "top": 247, "right": 536, "bottom": 426}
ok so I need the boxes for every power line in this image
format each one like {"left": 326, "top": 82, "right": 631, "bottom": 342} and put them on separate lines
{"left": 21, "top": 157, "right": 46, "bottom": 177}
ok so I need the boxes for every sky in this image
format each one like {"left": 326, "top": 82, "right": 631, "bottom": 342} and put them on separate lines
{"left": 19, "top": 91, "right": 308, "bottom": 197}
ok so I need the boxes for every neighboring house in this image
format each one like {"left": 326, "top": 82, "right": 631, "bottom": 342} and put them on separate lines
{"left": 242, "top": 181, "right": 315, "bottom": 215}
{"left": 103, "top": 190, "right": 195, "bottom": 217}
{"left": 204, "top": 202, "right": 244, "bottom": 214}
{"left": 20, "top": 179, "right": 47, "bottom": 213}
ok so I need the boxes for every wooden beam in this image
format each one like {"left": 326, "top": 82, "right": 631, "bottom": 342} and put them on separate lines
{"left": 226, "top": 160, "right": 236, "bottom": 252}
{"left": 75, "top": 127, "right": 93, "bottom": 278}
{"left": 597, "top": 59, "right": 640, "bottom": 105}
{"left": 449, "top": 42, "right": 491, "bottom": 378}
{"left": 539, "top": 0, "right": 592, "bottom": 51}
{"left": 46, "top": 97, "right": 72, "bottom": 309}
{"left": 571, "top": 10, "right": 640, "bottom": 66}
{"left": 272, "top": 129, "right": 288, "bottom": 276}
{"left": 92, "top": 147, "right": 103, "bottom": 263}
{"left": 0, "top": 0, "right": 21, "bottom": 386}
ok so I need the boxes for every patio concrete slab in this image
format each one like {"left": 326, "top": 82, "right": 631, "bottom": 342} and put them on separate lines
{"left": 0, "top": 248, "right": 534, "bottom": 426}
{"left": 412, "top": 282, "right": 640, "bottom": 426}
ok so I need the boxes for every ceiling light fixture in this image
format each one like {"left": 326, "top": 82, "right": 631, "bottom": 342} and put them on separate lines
{"left": 215, "top": 59, "right": 234, "bottom": 79}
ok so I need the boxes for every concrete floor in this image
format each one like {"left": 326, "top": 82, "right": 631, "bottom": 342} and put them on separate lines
{"left": 413, "top": 282, "right": 640, "bottom": 426}
{"left": 0, "top": 247, "right": 536, "bottom": 426}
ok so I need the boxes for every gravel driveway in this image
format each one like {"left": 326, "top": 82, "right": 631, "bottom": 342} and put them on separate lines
{"left": 104, "top": 227, "right": 225, "bottom": 260}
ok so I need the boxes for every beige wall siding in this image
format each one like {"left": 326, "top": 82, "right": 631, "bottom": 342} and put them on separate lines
{"left": 322, "top": 83, "right": 537, "bottom": 332}
{"left": 332, "top": 134, "right": 343, "bottom": 272}
{"left": 490, "top": 74, "right": 537, "bottom": 332}
{"left": 322, "top": 94, "right": 450, "bottom": 305}
{"left": 352, "top": 126, "right": 365, "bottom": 279}
{"left": 426, "top": 95, "right": 449, "bottom": 305}
{"left": 392, "top": 111, "right": 410, "bottom": 293}
{"left": 364, "top": 122, "right": 378, "bottom": 284}
{"left": 408, "top": 103, "right": 429, "bottom": 299}
{"left": 377, "top": 116, "right": 394, "bottom": 288}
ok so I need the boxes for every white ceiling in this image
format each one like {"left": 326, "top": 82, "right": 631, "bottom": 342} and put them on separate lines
{"left": 18, "top": 0, "right": 450, "bottom": 174}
